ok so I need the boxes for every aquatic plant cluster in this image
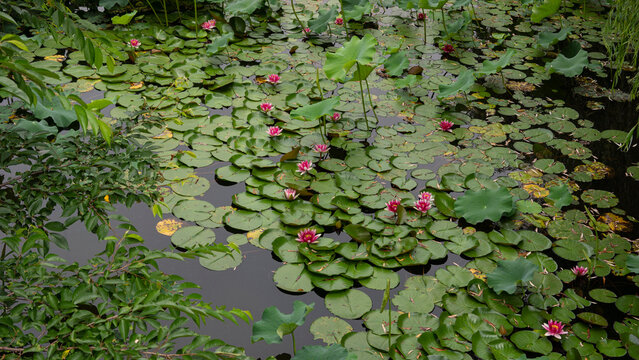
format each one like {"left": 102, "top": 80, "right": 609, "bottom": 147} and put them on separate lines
{"left": 1, "top": 0, "right": 639, "bottom": 359}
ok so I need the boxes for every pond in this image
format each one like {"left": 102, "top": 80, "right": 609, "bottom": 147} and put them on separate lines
{"left": 2, "top": 0, "right": 639, "bottom": 359}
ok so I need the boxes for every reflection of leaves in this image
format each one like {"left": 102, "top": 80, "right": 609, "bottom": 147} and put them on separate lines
{"left": 251, "top": 301, "right": 314, "bottom": 344}
{"left": 486, "top": 258, "right": 538, "bottom": 294}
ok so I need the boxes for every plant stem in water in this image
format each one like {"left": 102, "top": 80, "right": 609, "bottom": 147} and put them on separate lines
{"left": 356, "top": 63, "right": 370, "bottom": 132}
{"left": 315, "top": 67, "right": 327, "bottom": 143}
{"left": 291, "top": 332, "right": 296, "bottom": 356}
{"left": 422, "top": 9, "right": 427, "bottom": 44}
{"left": 144, "top": 0, "right": 162, "bottom": 25}
{"left": 440, "top": 8, "right": 448, "bottom": 36}
{"left": 193, "top": 0, "right": 198, "bottom": 36}
{"left": 364, "top": 77, "right": 379, "bottom": 126}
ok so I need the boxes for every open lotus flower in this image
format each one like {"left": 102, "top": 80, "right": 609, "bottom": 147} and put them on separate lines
{"left": 386, "top": 199, "right": 401, "bottom": 213}
{"left": 260, "top": 102, "right": 273, "bottom": 112}
{"left": 418, "top": 191, "right": 433, "bottom": 203}
{"left": 313, "top": 144, "right": 330, "bottom": 153}
{"left": 267, "top": 126, "right": 282, "bottom": 136}
{"left": 331, "top": 112, "right": 341, "bottom": 121}
{"left": 284, "top": 188, "right": 298, "bottom": 200}
{"left": 572, "top": 266, "right": 588, "bottom": 276}
{"left": 297, "top": 228, "right": 321, "bottom": 243}
{"left": 129, "top": 38, "right": 141, "bottom": 49}
{"left": 335, "top": 18, "right": 344, "bottom": 25}
{"left": 442, "top": 44, "right": 455, "bottom": 54}
{"left": 268, "top": 74, "right": 280, "bottom": 84}
{"left": 542, "top": 320, "right": 569, "bottom": 339}
{"left": 297, "top": 160, "right": 313, "bottom": 175}
{"left": 414, "top": 198, "right": 432, "bottom": 213}
{"left": 201, "top": 19, "right": 216, "bottom": 30}
{"left": 439, "top": 120, "right": 454, "bottom": 132}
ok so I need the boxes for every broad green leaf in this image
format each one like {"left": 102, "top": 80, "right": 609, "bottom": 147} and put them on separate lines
{"left": 325, "top": 34, "right": 377, "bottom": 82}
{"left": 111, "top": 10, "right": 137, "bottom": 25}
{"left": 342, "top": 0, "right": 373, "bottom": 21}
{"left": 438, "top": 69, "right": 475, "bottom": 98}
{"left": 474, "top": 49, "right": 516, "bottom": 76}
{"left": 309, "top": 6, "right": 338, "bottom": 33}
{"left": 226, "top": 0, "right": 264, "bottom": 16}
{"left": 547, "top": 41, "right": 589, "bottom": 77}
{"left": 486, "top": 258, "right": 538, "bottom": 294}
{"left": 206, "top": 33, "right": 234, "bottom": 55}
{"left": 290, "top": 97, "right": 341, "bottom": 121}
{"left": 537, "top": 27, "right": 571, "bottom": 48}
{"left": 292, "top": 344, "right": 355, "bottom": 360}
{"left": 309, "top": 317, "right": 352, "bottom": 344}
{"left": 383, "top": 51, "right": 410, "bottom": 77}
{"left": 251, "top": 301, "right": 314, "bottom": 344}
{"left": 531, "top": 0, "right": 561, "bottom": 23}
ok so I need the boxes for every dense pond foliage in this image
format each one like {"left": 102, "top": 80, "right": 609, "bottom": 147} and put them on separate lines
{"left": 1, "top": 0, "right": 639, "bottom": 359}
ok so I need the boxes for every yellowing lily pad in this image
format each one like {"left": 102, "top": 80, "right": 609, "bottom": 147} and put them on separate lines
{"left": 156, "top": 218, "right": 184, "bottom": 236}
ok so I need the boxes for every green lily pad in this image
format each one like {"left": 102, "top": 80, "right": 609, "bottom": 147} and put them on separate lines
{"left": 486, "top": 258, "right": 538, "bottom": 294}
{"left": 454, "top": 187, "right": 515, "bottom": 224}
{"left": 171, "top": 226, "right": 216, "bottom": 248}
{"left": 273, "top": 264, "right": 314, "bottom": 293}
{"left": 309, "top": 317, "right": 353, "bottom": 345}
{"left": 291, "top": 344, "right": 354, "bottom": 360}
{"left": 325, "top": 289, "right": 373, "bottom": 319}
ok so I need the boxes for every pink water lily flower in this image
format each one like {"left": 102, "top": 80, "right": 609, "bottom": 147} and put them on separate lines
{"left": 297, "top": 228, "right": 321, "bottom": 243}
{"left": 418, "top": 191, "right": 433, "bottom": 203}
{"left": 260, "top": 102, "right": 273, "bottom": 112}
{"left": 268, "top": 74, "right": 280, "bottom": 84}
{"left": 284, "top": 188, "right": 298, "bottom": 200}
{"left": 201, "top": 19, "right": 216, "bottom": 30}
{"left": 303, "top": 27, "right": 311, "bottom": 33}
{"left": 439, "top": 120, "right": 454, "bottom": 132}
{"left": 297, "top": 160, "right": 313, "bottom": 175}
{"left": 267, "top": 126, "right": 282, "bottom": 136}
{"left": 129, "top": 39, "right": 141, "bottom": 49}
{"left": 572, "top": 266, "right": 588, "bottom": 276}
{"left": 335, "top": 18, "right": 344, "bottom": 25}
{"left": 414, "top": 198, "right": 432, "bottom": 213}
{"left": 417, "top": 13, "right": 426, "bottom": 20}
{"left": 313, "top": 144, "right": 330, "bottom": 153}
{"left": 331, "top": 112, "right": 341, "bottom": 121}
{"left": 386, "top": 199, "right": 401, "bottom": 213}
{"left": 542, "top": 320, "right": 569, "bottom": 339}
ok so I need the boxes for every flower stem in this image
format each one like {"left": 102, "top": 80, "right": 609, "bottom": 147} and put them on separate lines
{"left": 315, "top": 67, "right": 327, "bottom": 143}
{"left": 422, "top": 9, "right": 427, "bottom": 44}
{"left": 290, "top": 0, "right": 305, "bottom": 32}
{"left": 193, "top": 0, "right": 198, "bottom": 36}
{"left": 291, "top": 332, "right": 297, "bottom": 355}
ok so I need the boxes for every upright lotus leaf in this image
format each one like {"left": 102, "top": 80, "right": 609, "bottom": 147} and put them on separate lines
{"left": 474, "top": 49, "right": 516, "bottom": 76}
{"left": 547, "top": 41, "right": 589, "bottom": 77}
{"left": 325, "top": 34, "right": 377, "bottom": 83}
{"left": 226, "top": 0, "right": 264, "bottom": 16}
{"left": 30, "top": 94, "right": 77, "bottom": 128}
{"left": 537, "top": 27, "right": 571, "bottom": 49}
{"left": 251, "top": 301, "right": 315, "bottom": 344}
{"left": 383, "top": 51, "right": 410, "bottom": 77}
{"left": 308, "top": 6, "right": 338, "bottom": 33}
{"left": 447, "top": 11, "right": 471, "bottom": 34}
{"left": 291, "top": 344, "right": 355, "bottom": 360}
{"left": 290, "top": 97, "right": 341, "bottom": 121}
{"left": 341, "top": 0, "right": 372, "bottom": 21}
{"left": 206, "top": 33, "right": 234, "bottom": 55}
{"left": 437, "top": 69, "right": 475, "bottom": 98}
{"left": 396, "top": 0, "right": 447, "bottom": 9}
{"left": 531, "top": 0, "right": 560, "bottom": 23}
{"left": 111, "top": 10, "right": 137, "bottom": 25}
{"left": 486, "top": 258, "right": 538, "bottom": 294}
{"left": 454, "top": 187, "right": 515, "bottom": 224}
